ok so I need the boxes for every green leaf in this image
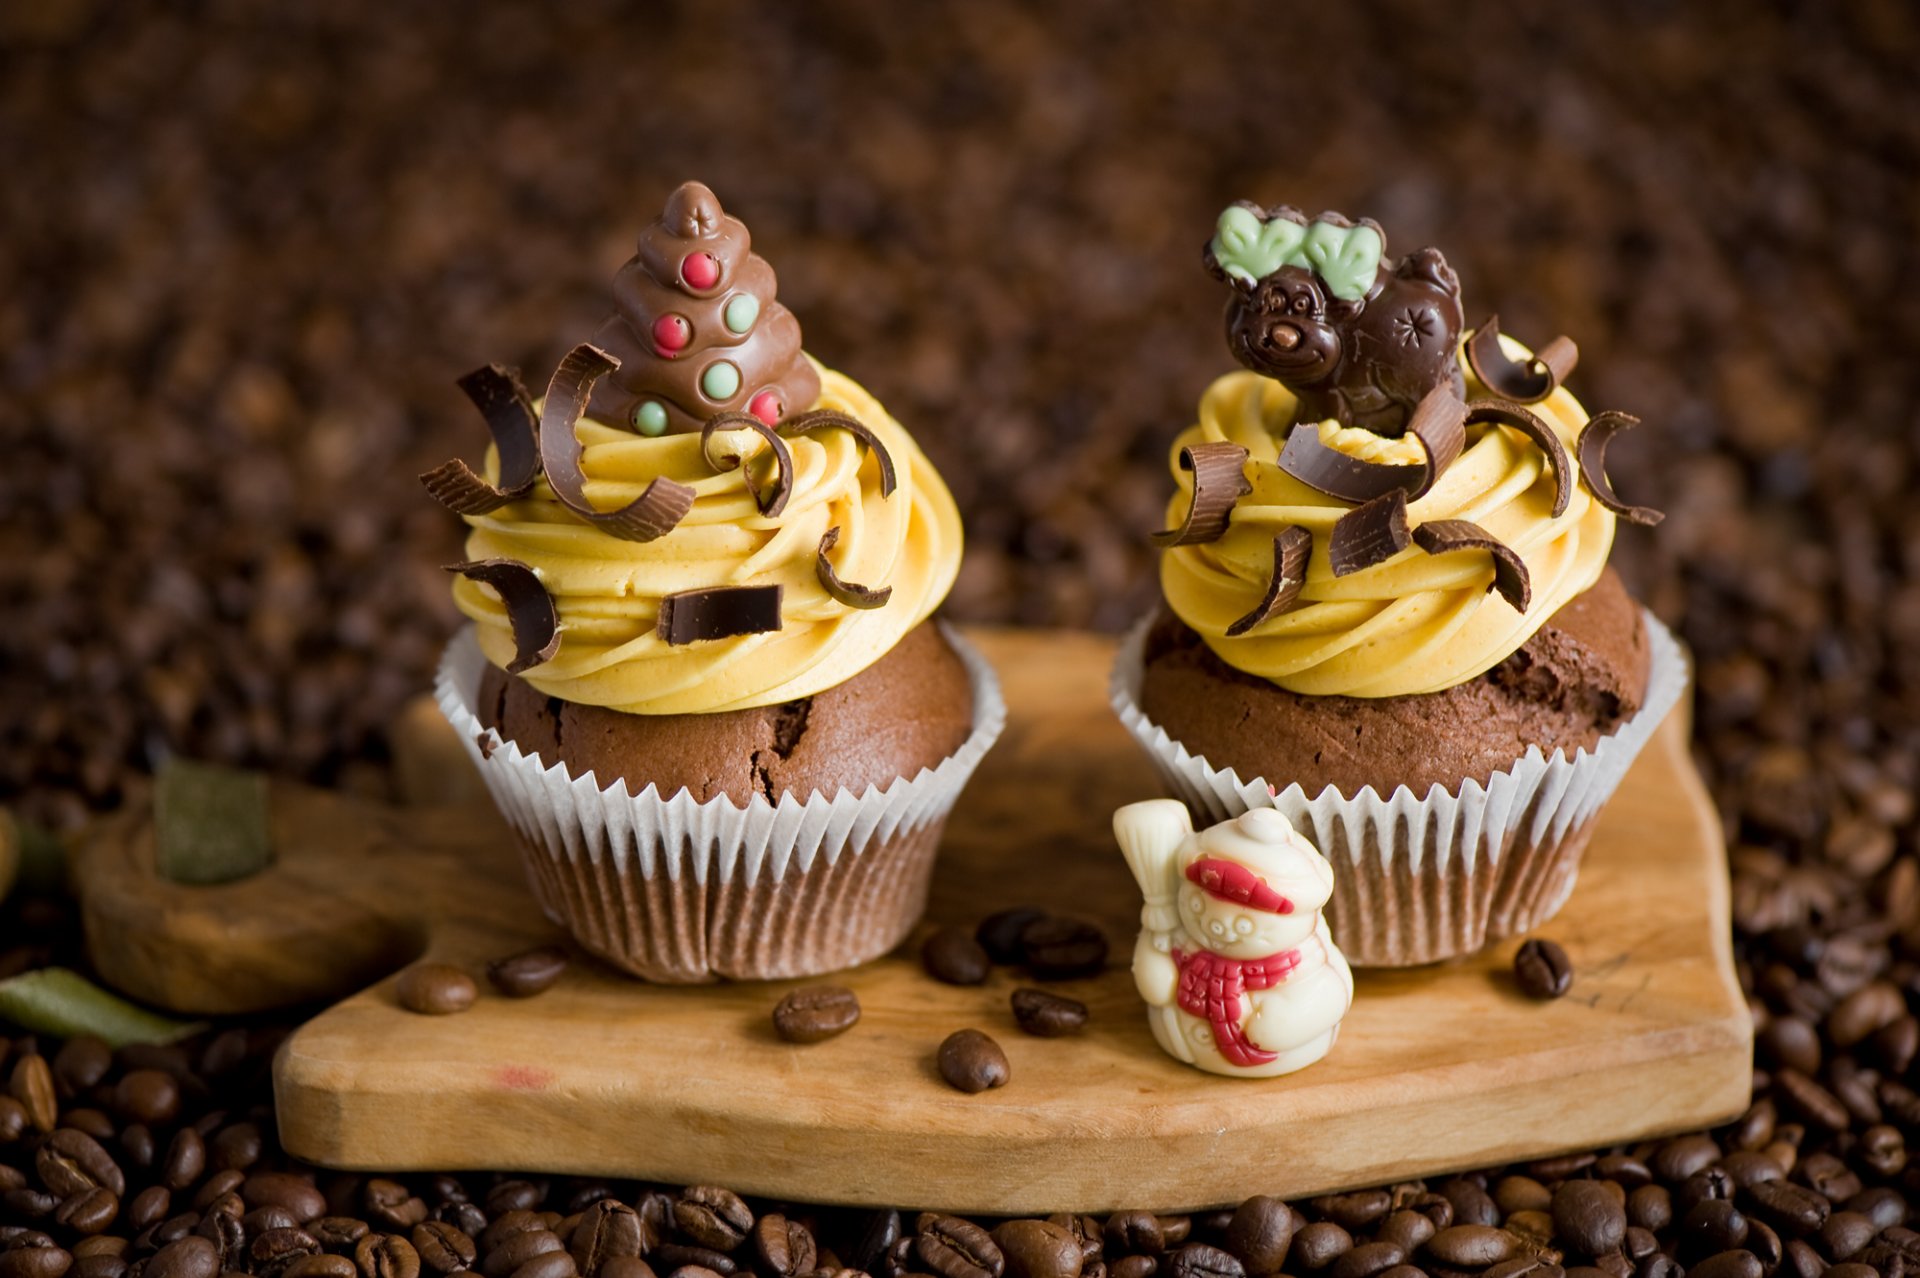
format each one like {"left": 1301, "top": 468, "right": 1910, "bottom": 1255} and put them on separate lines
{"left": 0, "top": 968, "right": 205, "bottom": 1047}
{"left": 155, "top": 758, "right": 273, "bottom": 885}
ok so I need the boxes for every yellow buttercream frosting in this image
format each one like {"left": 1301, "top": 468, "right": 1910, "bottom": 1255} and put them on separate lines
{"left": 453, "top": 361, "right": 962, "bottom": 714}
{"left": 1159, "top": 337, "right": 1616, "bottom": 698}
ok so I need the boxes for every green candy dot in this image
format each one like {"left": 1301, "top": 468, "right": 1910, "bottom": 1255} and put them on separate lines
{"left": 701, "top": 360, "right": 742, "bottom": 401}
{"left": 632, "top": 401, "right": 669, "bottom": 436}
{"left": 723, "top": 294, "right": 760, "bottom": 334}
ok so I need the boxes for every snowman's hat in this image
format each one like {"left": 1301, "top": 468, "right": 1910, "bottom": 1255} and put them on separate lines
{"left": 1182, "top": 808, "right": 1335, "bottom": 914}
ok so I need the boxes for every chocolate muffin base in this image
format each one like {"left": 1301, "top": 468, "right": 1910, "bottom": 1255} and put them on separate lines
{"left": 478, "top": 621, "right": 975, "bottom": 804}
{"left": 1139, "top": 569, "right": 1653, "bottom": 799}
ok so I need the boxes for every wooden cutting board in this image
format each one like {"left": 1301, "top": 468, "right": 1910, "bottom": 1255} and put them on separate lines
{"left": 70, "top": 627, "right": 1750, "bottom": 1214}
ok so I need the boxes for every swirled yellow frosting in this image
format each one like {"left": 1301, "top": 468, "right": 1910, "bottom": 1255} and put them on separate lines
{"left": 1159, "top": 338, "right": 1616, "bottom": 698}
{"left": 453, "top": 362, "right": 962, "bottom": 714}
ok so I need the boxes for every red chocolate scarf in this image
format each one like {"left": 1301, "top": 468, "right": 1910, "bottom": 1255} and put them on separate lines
{"left": 1172, "top": 945, "right": 1302, "bottom": 1067}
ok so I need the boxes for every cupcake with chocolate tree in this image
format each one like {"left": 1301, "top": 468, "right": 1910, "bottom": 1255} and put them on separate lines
{"left": 425, "top": 181, "right": 1002, "bottom": 982}
{"left": 1112, "top": 202, "right": 1685, "bottom": 966}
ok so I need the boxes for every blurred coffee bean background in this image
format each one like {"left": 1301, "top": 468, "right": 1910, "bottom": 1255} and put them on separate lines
{"left": 3, "top": 0, "right": 1917, "bottom": 847}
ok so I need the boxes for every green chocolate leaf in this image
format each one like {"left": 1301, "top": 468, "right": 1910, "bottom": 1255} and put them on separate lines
{"left": 1211, "top": 206, "right": 1305, "bottom": 285}
{"left": 155, "top": 759, "right": 273, "bottom": 885}
{"left": 0, "top": 968, "right": 206, "bottom": 1047}
{"left": 1301, "top": 220, "right": 1384, "bottom": 301}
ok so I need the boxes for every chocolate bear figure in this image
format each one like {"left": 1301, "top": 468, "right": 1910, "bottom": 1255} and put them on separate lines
{"left": 1205, "top": 206, "right": 1465, "bottom": 437}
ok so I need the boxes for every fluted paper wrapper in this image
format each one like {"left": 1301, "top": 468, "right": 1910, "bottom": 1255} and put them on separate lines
{"left": 1111, "top": 611, "right": 1687, "bottom": 966}
{"left": 437, "top": 623, "right": 1006, "bottom": 982}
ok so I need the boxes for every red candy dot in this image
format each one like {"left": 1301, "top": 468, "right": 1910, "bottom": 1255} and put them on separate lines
{"left": 681, "top": 252, "right": 720, "bottom": 290}
{"left": 748, "top": 391, "right": 783, "bottom": 425}
{"left": 652, "top": 313, "right": 691, "bottom": 356}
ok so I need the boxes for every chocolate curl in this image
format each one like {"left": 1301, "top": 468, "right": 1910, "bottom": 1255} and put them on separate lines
{"left": 701, "top": 411, "right": 795, "bottom": 518}
{"left": 1465, "top": 316, "right": 1579, "bottom": 405}
{"left": 1412, "top": 519, "right": 1533, "bottom": 612}
{"left": 419, "top": 365, "right": 542, "bottom": 515}
{"left": 1328, "top": 490, "right": 1410, "bottom": 577}
{"left": 1277, "top": 385, "right": 1465, "bottom": 505}
{"left": 1466, "top": 399, "right": 1574, "bottom": 518}
{"left": 1226, "top": 525, "right": 1313, "bottom": 637}
{"left": 540, "top": 343, "right": 696, "bottom": 542}
{"left": 1577, "top": 411, "right": 1666, "bottom": 526}
{"left": 815, "top": 526, "right": 892, "bottom": 610}
{"left": 1151, "top": 442, "right": 1252, "bottom": 547}
{"left": 445, "top": 559, "right": 560, "bottom": 673}
{"left": 657, "top": 584, "right": 784, "bottom": 646}
{"left": 780, "top": 409, "right": 897, "bottom": 498}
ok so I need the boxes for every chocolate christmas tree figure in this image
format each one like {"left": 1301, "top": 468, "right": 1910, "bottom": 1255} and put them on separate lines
{"left": 586, "top": 181, "right": 820, "bottom": 435}
{"left": 1204, "top": 204, "right": 1464, "bottom": 436}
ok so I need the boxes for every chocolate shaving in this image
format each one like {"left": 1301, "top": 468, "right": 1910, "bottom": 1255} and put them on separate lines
{"left": 1466, "top": 398, "right": 1574, "bottom": 518}
{"left": 779, "top": 409, "right": 897, "bottom": 498}
{"left": 815, "top": 526, "right": 893, "bottom": 610}
{"left": 1277, "top": 385, "right": 1466, "bottom": 505}
{"left": 1226, "top": 525, "right": 1313, "bottom": 637}
{"left": 1328, "top": 489, "right": 1410, "bottom": 577}
{"left": 1412, "top": 518, "right": 1533, "bottom": 612}
{"left": 1465, "top": 316, "right": 1578, "bottom": 404}
{"left": 657, "top": 584, "right": 784, "bottom": 646}
{"left": 419, "top": 365, "right": 542, "bottom": 515}
{"left": 701, "top": 411, "right": 795, "bottom": 518}
{"left": 540, "top": 343, "right": 696, "bottom": 541}
{"left": 1151, "top": 441, "right": 1252, "bottom": 547}
{"left": 445, "top": 558, "right": 560, "bottom": 673}
{"left": 1577, "top": 411, "right": 1666, "bottom": 526}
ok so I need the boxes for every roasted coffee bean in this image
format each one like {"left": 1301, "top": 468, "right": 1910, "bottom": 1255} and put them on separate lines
{"left": 1223, "top": 1198, "right": 1291, "bottom": 1275}
{"left": 69, "top": 1242, "right": 125, "bottom": 1263}
{"left": 313, "top": 1219, "right": 372, "bottom": 1253}
{"left": 38, "top": 1130, "right": 125, "bottom": 1198}
{"left": 1513, "top": 938, "right": 1573, "bottom": 999}
{"left": 673, "top": 1187, "right": 751, "bottom": 1252}
{"left": 486, "top": 947, "right": 569, "bottom": 999}
{"left": 1312, "top": 1193, "right": 1392, "bottom": 1233}
{"left": 1484, "top": 1258, "right": 1562, "bottom": 1278}
{"left": 849, "top": 1210, "right": 902, "bottom": 1276}
{"left": 5, "top": 1189, "right": 58, "bottom": 1221}
{"left": 1373, "top": 1212, "right": 1433, "bottom": 1256}
{"left": 1426, "top": 1226, "right": 1519, "bottom": 1268}
{"left": 508, "top": 1253, "right": 575, "bottom": 1278}
{"left": 1164, "top": 1247, "right": 1240, "bottom": 1278}
{"left": 54, "top": 1189, "right": 120, "bottom": 1236}
{"left": 1105, "top": 1213, "right": 1164, "bottom": 1257}
{"left": 1746, "top": 1179, "right": 1831, "bottom": 1236}
{"left": 207, "top": 1124, "right": 262, "bottom": 1175}
{"left": 1158, "top": 1219, "right": 1191, "bottom": 1250}
{"left": 1553, "top": 1182, "right": 1626, "bottom": 1258}
{"left": 937, "top": 1030, "right": 1009, "bottom": 1094}
{"left": 365, "top": 1182, "right": 428, "bottom": 1232}
{"left": 746, "top": 1215, "right": 814, "bottom": 1278}
{"left": 990, "top": 1222, "right": 1081, "bottom": 1278}
{"left": 435, "top": 1206, "right": 485, "bottom": 1243}
{"left": 243, "top": 1176, "right": 327, "bottom": 1225}
{"left": 395, "top": 966, "right": 477, "bottom": 1017}
{"left": 1625, "top": 1187, "right": 1670, "bottom": 1233}
{"left": 0, "top": 1098, "right": 30, "bottom": 1144}
{"left": 918, "top": 1216, "right": 1004, "bottom": 1278}
{"left": 1685, "top": 1252, "right": 1760, "bottom": 1278}
{"left": 410, "top": 1223, "right": 475, "bottom": 1276}
{"left": 1010, "top": 989, "right": 1089, "bottom": 1038}
{"left": 479, "top": 1216, "right": 546, "bottom": 1257}
{"left": 1438, "top": 1182, "right": 1498, "bottom": 1230}
{"left": 1674, "top": 1169, "right": 1733, "bottom": 1217}
{"left": 1841, "top": 1186, "right": 1906, "bottom": 1230}
{"left": 146, "top": 1240, "right": 218, "bottom": 1278}
{"left": 129, "top": 1188, "right": 172, "bottom": 1233}
{"left": 1774, "top": 1069, "right": 1850, "bottom": 1131}
{"left": 0, "top": 1248, "right": 75, "bottom": 1278}
{"left": 976, "top": 909, "right": 1049, "bottom": 965}
{"left": 51, "top": 1039, "right": 111, "bottom": 1100}
{"left": 285, "top": 1258, "right": 357, "bottom": 1278}
{"left": 1020, "top": 918, "right": 1108, "bottom": 980}
{"left": 1046, "top": 1215, "right": 1101, "bottom": 1265}
{"left": 597, "top": 1262, "right": 654, "bottom": 1278}
{"left": 770, "top": 987, "right": 860, "bottom": 1044}
{"left": 11, "top": 1055, "right": 58, "bottom": 1133}
{"left": 249, "top": 1208, "right": 302, "bottom": 1236}
{"left": 1818, "top": 1212, "right": 1877, "bottom": 1261}
{"left": 922, "top": 928, "right": 992, "bottom": 986}
{"left": 484, "top": 1186, "right": 543, "bottom": 1220}
{"left": 1759, "top": 1019, "right": 1822, "bottom": 1077}
{"left": 157, "top": 1131, "right": 205, "bottom": 1193}
{"left": 1650, "top": 1134, "right": 1722, "bottom": 1183}
{"left": 1857, "top": 1122, "right": 1905, "bottom": 1175}
{"left": 1494, "top": 1177, "right": 1553, "bottom": 1215}
{"left": 484, "top": 1232, "right": 564, "bottom": 1278}
{"left": 646, "top": 1247, "right": 729, "bottom": 1277}
{"left": 70, "top": 1259, "right": 123, "bottom": 1278}
{"left": 109, "top": 1074, "right": 179, "bottom": 1129}
{"left": 1681, "top": 1201, "right": 1748, "bottom": 1256}
{"left": 254, "top": 1229, "right": 322, "bottom": 1278}
{"left": 194, "top": 1212, "right": 244, "bottom": 1269}
{"left": 356, "top": 1235, "right": 423, "bottom": 1278}
{"left": 571, "top": 1203, "right": 642, "bottom": 1276}
{"left": 1288, "top": 1225, "right": 1351, "bottom": 1272}
{"left": 1111, "top": 1260, "right": 1155, "bottom": 1278}
{"left": 1715, "top": 1151, "right": 1781, "bottom": 1188}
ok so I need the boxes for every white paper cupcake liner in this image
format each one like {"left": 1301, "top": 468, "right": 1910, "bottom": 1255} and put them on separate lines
{"left": 436, "top": 622, "right": 1006, "bottom": 982}
{"left": 1111, "top": 610, "right": 1688, "bottom": 966}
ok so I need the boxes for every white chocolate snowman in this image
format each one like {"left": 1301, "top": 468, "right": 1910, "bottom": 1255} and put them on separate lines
{"left": 1113, "top": 800, "right": 1354, "bottom": 1078}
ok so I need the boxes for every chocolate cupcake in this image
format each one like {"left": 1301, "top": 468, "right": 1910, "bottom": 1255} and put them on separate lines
{"left": 1112, "top": 203, "right": 1685, "bottom": 966}
{"left": 427, "top": 182, "right": 1003, "bottom": 982}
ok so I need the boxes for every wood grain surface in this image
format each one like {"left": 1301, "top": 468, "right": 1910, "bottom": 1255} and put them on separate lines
{"left": 70, "top": 627, "right": 1750, "bottom": 1213}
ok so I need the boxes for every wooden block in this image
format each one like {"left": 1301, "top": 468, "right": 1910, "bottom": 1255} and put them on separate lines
{"left": 71, "top": 628, "right": 1749, "bottom": 1211}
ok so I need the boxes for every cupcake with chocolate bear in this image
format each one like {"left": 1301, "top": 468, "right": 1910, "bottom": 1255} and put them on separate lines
{"left": 427, "top": 182, "right": 1002, "bottom": 982}
{"left": 1112, "top": 202, "right": 1685, "bottom": 966}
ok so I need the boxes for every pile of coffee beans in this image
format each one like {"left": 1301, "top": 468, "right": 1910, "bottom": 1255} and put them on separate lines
{"left": 10, "top": 1, "right": 1920, "bottom": 1274}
